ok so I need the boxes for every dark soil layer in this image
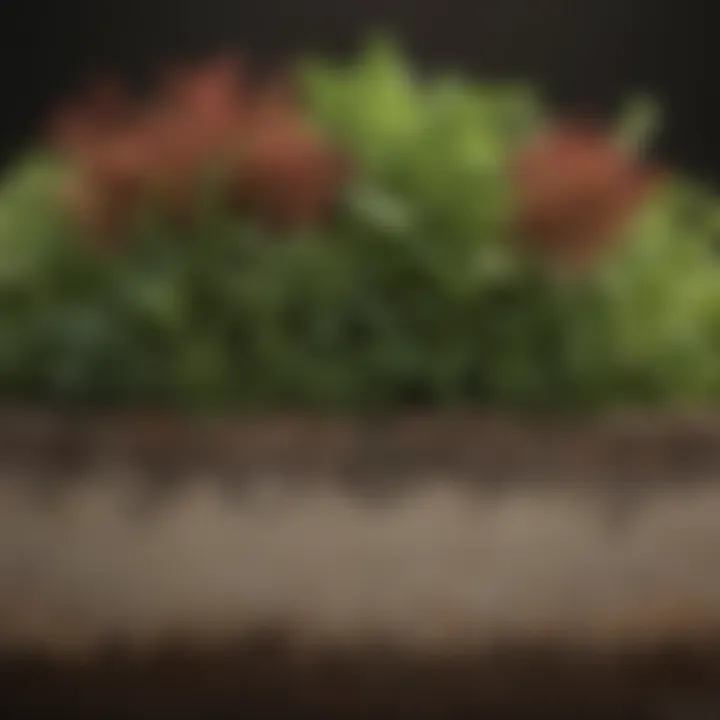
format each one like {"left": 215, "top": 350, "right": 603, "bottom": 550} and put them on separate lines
{"left": 3, "top": 639, "right": 720, "bottom": 719}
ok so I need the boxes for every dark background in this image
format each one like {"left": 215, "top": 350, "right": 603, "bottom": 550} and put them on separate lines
{"left": 0, "top": 1, "right": 716, "bottom": 181}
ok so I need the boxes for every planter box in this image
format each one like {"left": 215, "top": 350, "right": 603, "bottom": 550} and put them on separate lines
{"left": 3, "top": 409, "right": 720, "bottom": 717}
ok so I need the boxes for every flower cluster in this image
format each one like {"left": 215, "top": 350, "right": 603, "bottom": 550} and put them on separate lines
{"left": 47, "top": 53, "right": 662, "bottom": 270}
{"left": 48, "top": 58, "right": 349, "bottom": 244}
{"left": 511, "top": 120, "right": 661, "bottom": 268}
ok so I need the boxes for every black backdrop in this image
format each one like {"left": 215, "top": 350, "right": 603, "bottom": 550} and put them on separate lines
{"left": 0, "top": 0, "right": 716, "bottom": 181}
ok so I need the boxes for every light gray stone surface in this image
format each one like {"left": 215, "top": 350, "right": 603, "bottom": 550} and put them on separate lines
{"left": 2, "top": 476, "right": 720, "bottom": 653}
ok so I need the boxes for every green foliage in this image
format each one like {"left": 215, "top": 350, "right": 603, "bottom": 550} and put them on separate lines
{"left": 1, "top": 37, "right": 720, "bottom": 411}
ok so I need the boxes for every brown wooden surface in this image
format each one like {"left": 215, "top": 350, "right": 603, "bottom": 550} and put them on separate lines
{"left": 3, "top": 407, "right": 720, "bottom": 483}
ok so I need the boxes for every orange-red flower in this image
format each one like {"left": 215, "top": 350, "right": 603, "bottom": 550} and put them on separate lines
{"left": 511, "top": 121, "right": 662, "bottom": 269}
{"left": 228, "top": 84, "right": 350, "bottom": 229}
{"left": 46, "top": 58, "right": 349, "bottom": 246}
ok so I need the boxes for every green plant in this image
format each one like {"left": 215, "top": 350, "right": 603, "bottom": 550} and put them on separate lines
{"left": 1, "top": 37, "right": 720, "bottom": 412}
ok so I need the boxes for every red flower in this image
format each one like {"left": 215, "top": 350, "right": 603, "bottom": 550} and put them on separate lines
{"left": 46, "top": 58, "right": 349, "bottom": 245}
{"left": 512, "top": 121, "right": 662, "bottom": 269}
{"left": 228, "top": 83, "right": 350, "bottom": 228}
{"left": 154, "top": 56, "right": 247, "bottom": 157}
{"left": 61, "top": 122, "right": 157, "bottom": 244}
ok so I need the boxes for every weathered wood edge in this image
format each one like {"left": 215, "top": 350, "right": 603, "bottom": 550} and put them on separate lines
{"left": 3, "top": 406, "right": 720, "bottom": 483}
